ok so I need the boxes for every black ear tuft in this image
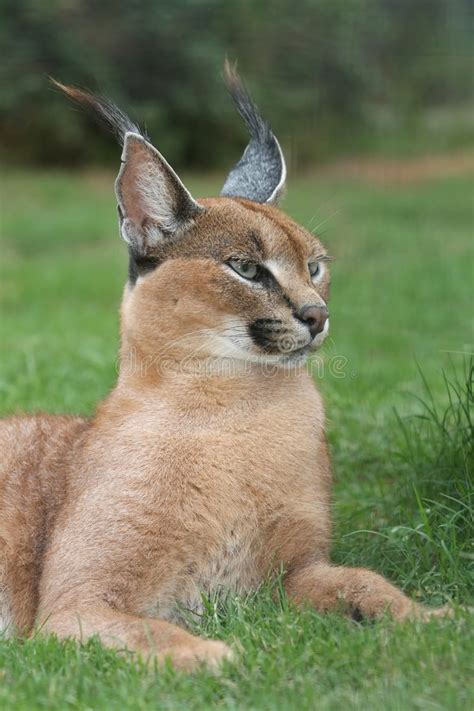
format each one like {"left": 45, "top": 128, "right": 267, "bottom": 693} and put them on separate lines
{"left": 223, "top": 61, "right": 272, "bottom": 146}
{"left": 50, "top": 79, "right": 145, "bottom": 145}
{"left": 220, "top": 62, "right": 286, "bottom": 205}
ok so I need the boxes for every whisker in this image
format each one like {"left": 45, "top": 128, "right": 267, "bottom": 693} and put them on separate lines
{"left": 310, "top": 208, "right": 342, "bottom": 235}
{"left": 306, "top": 196, "right": 339, "bottom": 230}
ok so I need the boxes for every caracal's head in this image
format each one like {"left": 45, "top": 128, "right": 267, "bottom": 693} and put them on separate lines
{"left": 56, "top": 65, "right": 331, "bottom": 369}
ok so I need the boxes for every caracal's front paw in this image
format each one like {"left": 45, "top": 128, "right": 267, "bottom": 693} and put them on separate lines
{"left": 157, "top": 638, "right": 234, "bottom": 673}
{"left": 372, "top": 599, "right": 456, "bottom": 622}
{"left": 411, "top": 604, "right": 453, "bottom": 621}
{"left": 396, "top": 602, "right": 473, "bottom": 622}
{"left": 412, "top": 603, "right": 473, "bottom": 622}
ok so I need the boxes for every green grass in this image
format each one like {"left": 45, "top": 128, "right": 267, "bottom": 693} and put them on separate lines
{"left": 1, "top": 165, "right": 473, "bottom": 710}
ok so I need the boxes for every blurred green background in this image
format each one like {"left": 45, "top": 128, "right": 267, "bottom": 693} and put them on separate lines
{"left": 1, "top": 0, "right": 473, "bottom": 168}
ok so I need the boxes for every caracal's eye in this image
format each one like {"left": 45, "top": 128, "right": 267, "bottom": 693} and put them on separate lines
{"left": 308, "top": 261, "right": 321, "bottom": 279}
{"left": 228, "top": 259, "right": 259, "bottom": 280}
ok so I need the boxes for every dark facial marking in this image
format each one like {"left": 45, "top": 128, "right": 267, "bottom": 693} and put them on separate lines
{"left": 128, "top": 248, "right": 161, "bottom": 286}
{"left": 256, "top": 265, "right": 300, "bottom": 314}
{"left": 248, "top": 319, "right": 285, "bottom": 353}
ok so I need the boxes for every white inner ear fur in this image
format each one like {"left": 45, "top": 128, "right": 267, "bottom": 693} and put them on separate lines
{"left": 135, "top": 161, "right": 180, "bottom": 236}
{"left": 119, "top": 215, "right": 167, "bottom": 252}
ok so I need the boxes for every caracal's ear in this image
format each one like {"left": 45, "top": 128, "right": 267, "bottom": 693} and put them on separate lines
{"left": 220, "top": 61, "right": 287, "bottom": 205}
{"left": 115, "top": 133, "right": 203, "bottom": 254}
{"left": 52, "top": 80, "right": 203, "bottom": 256}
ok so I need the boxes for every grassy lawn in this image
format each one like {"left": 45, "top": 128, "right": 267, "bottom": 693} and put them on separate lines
{"left": 0, "top": 163, "right": 473, "bottom": 710}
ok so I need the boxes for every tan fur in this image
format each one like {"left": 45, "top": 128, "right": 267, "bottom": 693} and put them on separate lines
{"left": 0, "top": 190, "right": 451, "bottom": 671}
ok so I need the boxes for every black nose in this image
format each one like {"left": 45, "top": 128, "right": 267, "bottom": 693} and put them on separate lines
{"left": 297, "top": 304, "right": 329, "bottom": 338}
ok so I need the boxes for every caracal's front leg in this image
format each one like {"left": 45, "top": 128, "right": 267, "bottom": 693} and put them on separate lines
{"left": 39, "top": 605, "right": 233, "bottom": 672}
{"left": 285, "top": 562, "right": 451, "bottom": 621}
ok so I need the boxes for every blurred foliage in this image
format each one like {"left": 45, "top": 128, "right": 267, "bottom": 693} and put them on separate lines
{"left": 0, "top": 0, "right": 473, "bottom": 167}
